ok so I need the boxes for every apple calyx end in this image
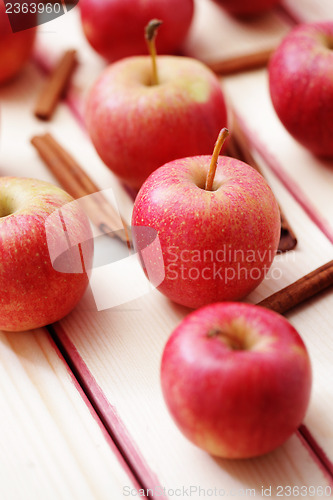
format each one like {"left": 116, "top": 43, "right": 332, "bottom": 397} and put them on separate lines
{"left": 207, "top": 327, "right": 246, "bottom": 351}
{"left": 324, "top": 34, "right": 333, "bottom": 50}
{"left": 0, "top": 209, "right": 13, "bottom": 218}
{"left": 0, "top": 197, "right": 16, "bottom": 218}
{"left": 205, "top": 128, "right": 229, "bottom": 191}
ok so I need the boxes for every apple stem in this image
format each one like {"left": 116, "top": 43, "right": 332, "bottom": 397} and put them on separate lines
{"left": 205, "top": 128, "right": 229, "bottom": 191}
{"left": 145, "top": 19, "right": 163, "bottom": 86}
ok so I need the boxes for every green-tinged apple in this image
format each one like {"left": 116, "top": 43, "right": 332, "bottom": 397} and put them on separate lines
{"left": 0, "top": 2, "right": 36, "bottom": 84}
{"left": 269, "top": 22, "right": 333, "bottom": 158}
{"left": 85, "top": 20, "right": 228, "bottom": 189}
{"left": 161, "top": 302, "right": 312, "bottom": 458}
{"left": 132, "top": 129, "right": 281, "bottom": 309}
{"left": 213, "top": 0, "right": 280, "bottom": 17}
{"left": 79, "top": 0, "right": 194, "bottom": 62}
{"left": 0, "top": 177, "right": 94, "bottom": 332}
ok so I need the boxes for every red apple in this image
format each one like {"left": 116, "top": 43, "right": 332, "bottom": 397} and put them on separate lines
{"left": 269, "top": 22, "right": 333, "bottom": 158}
{"left": 161, "top": 302, "right": 312, "bottom": 458}
{"left": 213, "top": 0, "right": 280, "bottom": 17}
{"left": 132, "top": 130, "right": 280, "bottom": 309}
{"left": 86, "top": 55, "right": 228, "bottom": 189}
{"left": 0, "top": 177, "right": 94, "bottom": 331}
{"left": 0, "top": 2, "right": 36, "bottom": 84}
{"left": 79, "top": 0, "right": 194, "bottom": 62}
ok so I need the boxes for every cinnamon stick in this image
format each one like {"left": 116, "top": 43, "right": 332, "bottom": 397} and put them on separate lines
{"left": 43, "top": 133, "right": 100, "bottom": 196}
{"left": 279, "top": 213, "right": 298, "bottom": 253}
{"left": 34, "top": 49, "right": 77, "bottom": 121}
{"left": 258, "top": 260, "right": 333, "bottom": 315}
{"left": 206, "top": 47, "right": 275, "bottom": 76}
{"left": 227, "top": 119, "right": 297, "bottom": 253}
{"left": 31, "top": 133, "right": 132, "bottom": 248}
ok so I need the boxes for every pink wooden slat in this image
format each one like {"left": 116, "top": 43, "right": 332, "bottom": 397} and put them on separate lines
{"left": 47, "top": 328, "right": 142, "bottom": 491}
{"left": 234, "top": 113, "right": 333, "bottom": 245}
{"left": 50, "top": 324, "right": 168, "bottom": 499}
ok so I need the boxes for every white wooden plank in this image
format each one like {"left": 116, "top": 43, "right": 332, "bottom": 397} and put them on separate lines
{"left": 222, "top": 69, "right": 333, "bottom": 242}
{"left": 286, "top": 292, "right": 333, "bottom": 466}
{"left": 282, "top": 0, "right": 333, "bottom": 23}
{"left": 184, "top": 0, "right": 291, "bottom": 62}
{"left": 0, "top": 329, "right": 138, "bottom": 500}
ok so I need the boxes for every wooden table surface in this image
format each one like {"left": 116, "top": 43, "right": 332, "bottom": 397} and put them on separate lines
{"left": 1, "top": 0, "right": 333, "bottom": 498}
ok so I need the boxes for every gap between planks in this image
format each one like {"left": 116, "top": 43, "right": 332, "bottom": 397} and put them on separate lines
{"left": 47, "top": 323, "right": 164, "bottom": 500}
{"left": 232, "top": 113, "right": 333, "bottom": 246}
{"left": 43, "top": 326, "right": 144, "bottom": 495}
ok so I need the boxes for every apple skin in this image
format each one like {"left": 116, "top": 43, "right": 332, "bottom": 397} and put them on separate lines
{"left": 0, "top": 2, "right": 36, "bottom": 84}
{"left": 213, "top": 0, "right": 280, "bottom": 17}
{"left": 79, "top": 0, "right": 194, "bottom": 62}
{"left": 86, "top": 56, "right": 228, "bottom": 189}
{"left": 132, "top": 155, "right": 280, "bottom": 309}
{"left": 0, "top": 177, "right": 94, "bottom": 332}
{"left": 269, "top": 22, "right": 333, "bottom": 158}
{"left": 161, "top": 302, "right": 312, "bottom": 458}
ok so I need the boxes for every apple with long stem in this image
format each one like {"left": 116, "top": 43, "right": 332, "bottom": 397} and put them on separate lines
{"left": 161, "top": 302, "right": 312, "bottom": 458}
{"left": 132, "top": 128, "right": 281, "bottom": 309}
{"left": 0, "top": 177, "right": 93, "bottom": 332}
{"left": 0, "top": 2, "right": 36, "bottom": 84}
{"left": 85, "top": 20, "right": 228, "bottom": 189}
{"left": 79, "top": 0, "right": 194, "bottom": 62}
{"left": 269, "top": 21, "right": 333, "bottom": 158}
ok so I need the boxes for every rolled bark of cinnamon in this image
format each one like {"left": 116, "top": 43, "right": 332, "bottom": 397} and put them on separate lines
{"left": 258, "top": 260, "right": 333, "bottom": 314}
{"left": 206, "top": 48, "right": 275, "bottom": 75}
{"left": 34, "top": 49, "right": 77, "bottom": 121}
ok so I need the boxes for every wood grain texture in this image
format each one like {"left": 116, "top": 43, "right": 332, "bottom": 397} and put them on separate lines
{"left": 287, "top": 295, "right": 333, "bottom": 476}
{"left": 0, "top": 329, "right": 138, "bottom": 499}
